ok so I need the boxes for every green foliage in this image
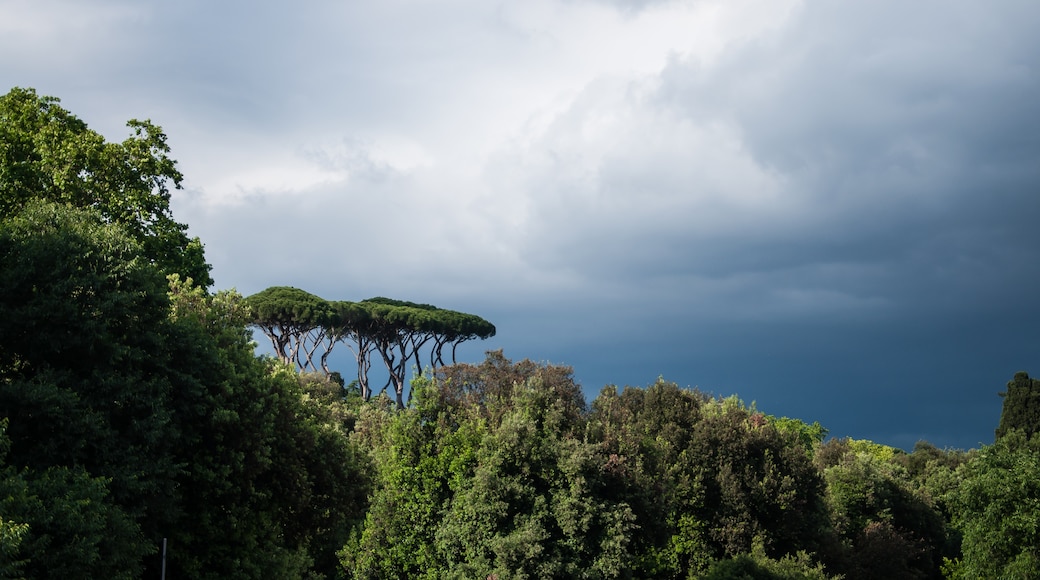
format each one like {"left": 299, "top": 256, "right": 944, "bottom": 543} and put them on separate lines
{"left": 766, "top": 416, "right": 828, "bottom": 457}
{"left": 686, "top": 398, "right": 832, "bottom": 566}
{"left": 343, "top": 374, "right": 486, "bottom": 578}
{"left": 0, "top": 87, "right": 211, "bottom": 286}
{"left": 345, "top": 359, "right": 635, "bottom": 579}
{"left": 845, "top": 439, "right": 902, "bottom": 463}
{"left": 0, "top": 200, "right": 370, "bottom": 577}
{"left": 947, "top": 430, "right": 1040, "bottom": 579}
{"left": 891, "top": 441, "right": 973, "bottom": 530}
{"left": 587, "top": 379, "right": 711, "bottom": 573}
{"left": 701, "top": 539, "right": 839, "bottom": 580}
{"left": 435, "top": 378, "right": 636, "bottom": 579}
{"left": 0, "top": 515, "right": 27, "bottom": 580}
{"left": 245, "top": 286, "right": 333, "bottom": 333}
{"left": 0, "top": 201, "right": 177, "bottom": 570}
{"left": 0, "top": 417, "right": 141, "bottom": 579}
{"left": 163, "top": 280, "right": 373, "bottom": 579}
{"left": 0, "top": 423, "right": 27, "bottom": 580}
{"left": 243, "top": 288, "right": 496, "bottom": 406}
{"left": 0, "top": 465, "right": 143, "bottom": 579}
{"left": 821, "top": 449, "right": 947, "bottom": 579}
{"left": 435, "top": 350, "right": 586, "bottom": 427}
{"left": 587, "top": 380, "right": 832, "bottom": 578}
{"left": 995, "top": 371, "right": 1040, "bottom": 440}
{"left": 0, "top": 200, "right": 170, "bottom": 376}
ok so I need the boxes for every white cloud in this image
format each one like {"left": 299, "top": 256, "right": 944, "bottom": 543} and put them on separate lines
{"left": 153, "top": 0, "right": 814, "bottom": 307}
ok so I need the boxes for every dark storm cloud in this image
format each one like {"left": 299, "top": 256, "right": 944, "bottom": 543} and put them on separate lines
{"left": 474, "top": 0, "right": 1040, "bottom": 448}
{"left": 509, "top": 0, "right": 1040, "bottom": 314}
{"left": 654, "top": 0, "right": 1040, "bottom": 317}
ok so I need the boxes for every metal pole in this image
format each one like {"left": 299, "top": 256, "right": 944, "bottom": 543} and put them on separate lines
{"left": 161, "top": 537, "right": 167, "bottom": 580}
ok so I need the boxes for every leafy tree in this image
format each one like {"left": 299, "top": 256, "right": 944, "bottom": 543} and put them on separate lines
{"left": 588, "top": 383, "right": 832, "bottom": 578}
{"left": 326, "top": 300, "right": 379, "bottom": 395}
{"left": 244, "top": 285, "right": 334, "bottom": 370}
{"left": 0, "top": 203, "right": 370, "bottom": 578}
{"left": 765, "top": 416, "right": 828, "bottom": 459}
{"left": 0, "top": 87, "right": 211, "bottom": 286}
{"left": 336, "top": 298, "right": 494, "bottom": 408}
{"left": 587, "top": 379, "right": 713, "bottom": 577}
{"left": 0, "top": 514, "right": 27, "bottom": 580}
{"left": 244, "top": 290, "right": 496, "bottom": 407}
{"left": 1, "top": 92, "right": 372, "bottom": 578}
{"left": 164, "top": 277, "right": 373, "bottom": 579}
{"left": 0, "top": 201, "right": 177, "bottom": 571}
{"left": 820, "top": 448, "right": 947, "bottom": 579}
{"left": 0, "top": 421, "right": 29, "bottom": 579}
{"left": 701, "top": 539, "right": 838, "bottom": 580}
{"left": 946, "top": 430, "right": 1040, "bottom": 579}
{"left": 687, "top": 398, "right": 832, "bottom": 566}
{"left": 995, "top": 371, "right": 1040, "bottom": 440}
{"left": 434, "top": 349, "right": 584, "bottom": 426}
{"left": 0, "top": 463, "right": 143, "bottom": 579}
{"left": 342, "top": 376, "right": 485, "bottom": 579}
{"left": 891, "top": 441, "right": 974, "bottom": 534}
{"left": 344, "top": 357, "right": 630, "bottom": 579}
{"left": 434, "top": 377, "right": 635, "bottom": 579}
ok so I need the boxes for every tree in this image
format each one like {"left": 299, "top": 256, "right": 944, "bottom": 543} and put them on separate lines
{"left": 587, "top": 380, "right": 721, "bottom": 577}
{"left": 702, "top": 540, "right": 839, "bottom": 580}
{"left": 0, "top": 421, "right": 29, "bottom": 579}
{"left": 244, "top": 285, "right": 334, "bottom": 370}
{"left": 0, "top": 201, "right": 173, "bottom": 577}
{"left": 338, "top": 297, "right": 495, "bottom": 408}
{"left": 890, "top": 440, "right": 974, "bottom": 537}
{"left": 433, "top": 378, "right": 635, "bottom": 579}
{"left": 995, "top": 371, "right": 1040, "bottom": 440}
{"left": 1, "top": 93, "right": 372, "bottom": 578}
{"left": 341, "top": 377, "right": 475, "bottom": 579}
{"left": 164, "top": 277, "right": 373, "bottom": 579}
{"left": 0, "top": 87, "right": 211, "bottom": 286}
{"left": 946, "top": 430, "right": 1040, "bottom": 579}
{"left": 587, "top": 382, "right": 833, "bottom": 578}
{"left": 434, "top": 349, "right": 584, "bottom": 426}
{"left": 244, "top": 289, "right": 496, "bottom": 407}
{"left": 0, "top": 462, "right": 143, "bottom": 579}
{"left": 0, "top": 202, "right": 370, "bottom": 579}
{"left": 327, "top": 300, "right": 379, "bottom": 398}
{"left": 358, "top": 298, "right": 435, "bottom": 407}
{"left": 819, "top": 446, "right": 948, "bottom": 579}
{"left": 344, "top": 360, "right": 633, "bottom": 579}
{"left": 686, "top": 398, "right": 832, "bottom": 568}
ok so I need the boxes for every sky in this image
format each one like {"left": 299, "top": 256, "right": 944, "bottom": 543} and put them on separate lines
{"left": 3, "top": 0, "right": 1038, "bottom": 450}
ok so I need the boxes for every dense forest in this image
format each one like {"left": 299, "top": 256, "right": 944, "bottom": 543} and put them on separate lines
{"left": 1, "top": 87, "right": 1038, "bottom": 579}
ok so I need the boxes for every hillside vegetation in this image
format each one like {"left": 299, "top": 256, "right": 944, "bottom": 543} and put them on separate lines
{"left": 2, "top": 87, "right": 1038, "bottom": 579}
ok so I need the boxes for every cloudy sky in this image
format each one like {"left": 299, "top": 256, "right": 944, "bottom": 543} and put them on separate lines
{"left": 4, "top": 0, "right": 1039, "bottom": 449}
